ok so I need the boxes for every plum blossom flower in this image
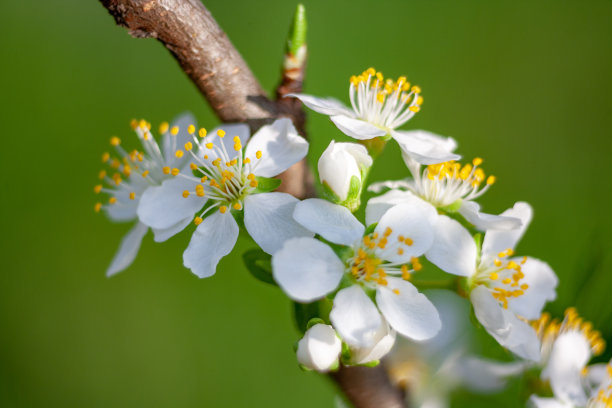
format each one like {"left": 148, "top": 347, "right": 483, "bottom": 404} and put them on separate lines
{"left": 296, "top": 324, "right": 342, "bottom": 372}
{"left": 94, "top": 114, "right": 196, "bottom": 276}
{"left": 388, "top": 291, "right": 528, "bottom": 408}
{"left": 423, "top": 202, "right": 558, "bottom": 360}
{"left": 289, "top": 68, "right": 459, "bottom": 164}
{"left": 369, "top": 154, "right": 522, "bottom": 231}
{"left": 137, "top": 118, "right": 313, "bottom": 278}
{"left": 272, "top": 197, "right": 441, "bottom": 348}
{"left": 318, "top": 141, "right": 372, "bottom": 210}
{"left": 528, "top": 309, "right": 608, "bottom": 408}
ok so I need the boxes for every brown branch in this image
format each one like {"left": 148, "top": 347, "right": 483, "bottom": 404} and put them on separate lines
{"left": 331, "top": 364, "right": 408, "bottom": 408}
{"left": 100, "top": 0, "right": 314, "bottom": 197}
{"left": 99, "top": 1, "right": 405, "bottom": 405}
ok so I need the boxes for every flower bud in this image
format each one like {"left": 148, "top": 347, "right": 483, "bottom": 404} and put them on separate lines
{"left": 350, "top": 322, "right": 396, "bottom": 365}
{"left": 296, "top": 324, "right": 341, "bottom": 372}
{"left": 318, "top": 141, "right": 372, "bottom": 211}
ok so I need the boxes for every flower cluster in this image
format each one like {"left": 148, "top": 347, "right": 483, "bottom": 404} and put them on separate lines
{"left": 94, "top": 67, "right": 603, "bottom": 406}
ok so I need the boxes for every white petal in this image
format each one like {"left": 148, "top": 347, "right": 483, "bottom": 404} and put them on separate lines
{"left": 104, "top": 192, "right": 139, "bottom": 222}
{"left": 458, "top": 200, "right": 522, "bottom": 231}
{"left": 418, "top": 290, "right": 471, "bottom": 354}
{"left": 330, "top": 286, "right": 382, "bottom": 347}
{"left": 297, "top": 324, "right": 342, "bottom": 372}
{"left": 376, "top": 278, "right": 441, "bottom": 341}
{"left": 286, "top": 93, "right": 353, "bottom": 116}
{"left": 162, "top": 112, "right": 197, "bottom": 166}
{"left": 365, "top": 189, "right": 436, "bottom": 228}
{"left": 543, "top": 331, "right": 590, "bottom": 405}
{"left": 367, "top": 179, "right": 412, "bottom": 194}
{"left": 293, "top": 198, "right": 364, "bottom": 246}
{"left": 392, "top": 130, "right": 461, "bottom": 165}
{"left": 507, "top": 257, "right": 558, "bottom": 319}
{"left": 106, "top": 222, "right": 148, "bottom": 277}
{"left": 457, "top": 357, "right": 528, "bottom": 392}
{"left": 244, "top": 192, "right": 314, "bottom": 254}
{"left": 330, "top": 115, "right": 387, "bottom": 140}
{"left": 425, "top": 215, "right": 477, "bottom": 277}
{"left": 350, "top": 321, "right": 396, "bottom": 364}
{"left": 151, "top": 216, "right": 192, "bottom": 242}
{"left": 374, "top": 203, "right": 435, "bottom": 263}
{"left": 137, "top": 175, "right": 206, "bottom": 230}
{"left": 272, "top": 237, "right": 344, "bottom": 302}
{"left": 528, "top": 396, "right": 570, "bottom": 408}
{"left": 245, "top": 118, "right": 308, "bottom": 177}
{"left": 182, "top": 211, "right": 239, "bottom": 278}
{"left": 481, "top": 202, "right": 533, "bottom": 259}
{"left": 470, "top": 286, "right": 541, "bottom": 361}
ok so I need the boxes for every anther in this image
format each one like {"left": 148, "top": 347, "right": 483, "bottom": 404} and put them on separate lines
{"left": 94, "top": 202, "right": 102, "bottom": 212}
{"left": 184, "top": 142, "right": 193, "bottom": 151}
{"left": 162, "top": 166, "right": 170, "bottom": 175}
{"left": 256, "top": 150, "right": 262, "bottom": 159}
{"left": 171, "top": 168, "right": 180, "bottom": 176}
{"left": 175, "top": 150, "right": 184, "bottom": 158}
{"left": 170, "top": 126, "right": 179, "bottom": 136}
{"left": 141, "top": 170, "right": 149, "bottom": 178}
{"left": 198, "top": 128, "right": 207, "bottom": 138}
{"left": 110, "top": 136, "right": 121, "bottom": 146}
{"left": 94, "top": 185, "right": 102, "bottom": 194}
{"left": 194, "top": 217, "right": 203, "bottom": 226}
{"left": 109, "top": 197, "right": 117, "bottom": 204}
{"left": 129, "top": 192, "right": 136, "bottom": 200}
{"left": 187, "top": 124, "right": 195, "bottom": 134}
{"left": 217, "top": 129, "right": 225, "bottom": 138}
{"left": 159, "top": 122, "right": 169, "bottom": 134}
{"left": 219, "top": 205, "right": 228, "bottom": 214}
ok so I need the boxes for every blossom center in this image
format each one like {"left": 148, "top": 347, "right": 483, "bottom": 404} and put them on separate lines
{"left": 346, "top": 227, "right": 422, "bottom": 294}
{"left": 472, "top": 248, "right": 529, "bottom": 309}
{"left": 94, "top": 119, "right": 172, "bottom": 213}
{"left": 173, "top": 128, "right": 264, "bottom": 224}
{"left": 414, "top": 158, "right": 496, "bottom": 207}
{"left": 348, "top": 67, "right": 423, "bottom": 129}
{"left": 531, "top": 308, "right": 605, "bottom": 357}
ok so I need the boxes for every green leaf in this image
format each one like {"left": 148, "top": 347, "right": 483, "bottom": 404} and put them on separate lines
{"left": 252, "top": 176, "right": 281, "bottom": 194}
{"left": 360, "top": 360, "right": 380, "bottom": 367}
{"left": 242, "top": 248, "right": 276, "bottom": 286}
{"left": 321, "top": 180, "right": 341, "bottom": 203}
{"left": 286, "top": 4, "right": 307, "bottom": 56}
{"left": 293, "top": 301, "right": 321, "bottom": 333}
{"left": 364, "top": 222, "right": 378, "bottom": 235}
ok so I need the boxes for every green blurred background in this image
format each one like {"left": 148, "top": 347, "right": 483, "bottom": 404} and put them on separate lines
{"left": 1, "top": 0, "right": 611, "bottom": 406}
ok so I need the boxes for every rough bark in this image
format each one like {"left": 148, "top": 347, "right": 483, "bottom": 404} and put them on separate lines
{"left": 99, "top": 1, "right": 406, "bottom": 406}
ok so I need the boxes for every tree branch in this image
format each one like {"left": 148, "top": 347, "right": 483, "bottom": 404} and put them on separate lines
{"left": 331, "top": 364, "right": 408, "bottom": 408}
{"left": 99, "top": 1, "right": 405, "bottom": 406}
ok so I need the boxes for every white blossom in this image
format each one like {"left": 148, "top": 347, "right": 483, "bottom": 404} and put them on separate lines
{"left": 273, "top": 198, "right": 441, "bottom": 347}
{"left": 421, "top": 202, "right": 558, "bottom": 360}
{"left": 528, "top": 309, "right": 608, "bottom": 408}
{"left": 94, "top": 114, "right": 196, "bottom": 276}
{"left": 289, "top": 68, "right": 459, "bottom": 164}
{"left": 137, "top": 118, "right": 313, "bottom": 278}
{"left": 369, "top": 153, "right": 522, "bottom": 231}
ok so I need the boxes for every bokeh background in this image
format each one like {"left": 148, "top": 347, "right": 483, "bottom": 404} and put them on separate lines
{"left": 2, "top": 0, "right": 611, "bottom": 407}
